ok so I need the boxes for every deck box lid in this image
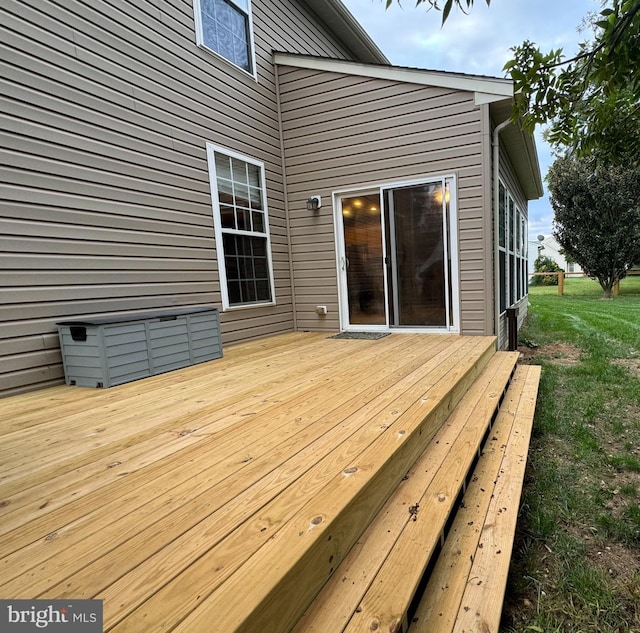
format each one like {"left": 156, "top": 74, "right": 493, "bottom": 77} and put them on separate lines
{"left": 57, "top": 305, "right": 218, "bottom": 327}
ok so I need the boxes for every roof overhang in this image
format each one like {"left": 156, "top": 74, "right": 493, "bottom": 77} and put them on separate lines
{"left": 274, "top": 53, "right": 513, "bottom": 106}
{"left": 490, "top": 98, "right": 544, "bottom": 200}
{"left": 303, "top": 0, "right": 389, "bottom": 64}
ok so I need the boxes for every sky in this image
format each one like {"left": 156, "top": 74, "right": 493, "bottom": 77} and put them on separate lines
{"left": 342, "top": 0, "right": 598, "bottom": 239}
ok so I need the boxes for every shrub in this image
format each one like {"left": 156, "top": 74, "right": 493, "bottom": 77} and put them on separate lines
{"left": 530, "top": 255, "right": 564, "bottom": 286}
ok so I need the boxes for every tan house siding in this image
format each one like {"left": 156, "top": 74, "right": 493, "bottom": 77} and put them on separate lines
{"left": 0, "top": 0, "right": 359, "bottom": 395}
{"left": 276, "top": 65, "right": 488, "bottom": 334}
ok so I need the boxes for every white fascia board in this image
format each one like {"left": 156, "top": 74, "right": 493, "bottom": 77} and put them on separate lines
{"left": 522, "top": 128, "right": 544, "bottom": 199}
{"left": 475, "top": 91, "right": 512, "bottom": 105}
{"left": 273, "top": 53, "right": 514, "bottom": 100}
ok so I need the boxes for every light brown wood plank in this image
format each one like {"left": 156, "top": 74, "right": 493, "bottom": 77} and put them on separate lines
{"left": 0, "top": 333, "right": 507, "bottom": 633}
{"left": 0, "top": 334, "right": 411, "bottom": 546}
{"left": 0, "top": 332, "right": 318, "bottom": 431}
{"left": 0, "top": 335, "right": 428, "bottom": 592}
{"left": 342, "top": 352, "right": 519, "bottom": 633}
{"left": 409, "top": 365, "right": 540, "bottom": 633}
{"left": 160, "top": 339, "right": 495, "bottom": 633}
{"left": 0, "top": 335, "right": 367, "bottom": 525}
{"left": 0, "top": 333, "right": 348, "bottom": 488}
{"left": 99, "top": 337, "right": 470, "bottom": 631}
{"left": 291, "top": 351, "right": 517, "bottom": 633}
{"left": 452, "top": 365, "right": 540, "bottom": 633}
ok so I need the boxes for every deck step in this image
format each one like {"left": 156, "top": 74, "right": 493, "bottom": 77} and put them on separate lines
{"left": 409, "top": 364, "right": 541, "bottom": 633}
{"left": 291, "top": 351, "right": 520, "bottom": 633}
{"left": 158, "top": 337, "right": 497, "bottom": 633}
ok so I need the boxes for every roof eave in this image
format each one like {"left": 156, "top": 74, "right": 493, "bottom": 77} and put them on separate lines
{"left": 273, "top": 53, "right": 514, "bottom": 96}
{"left": 490, "top": 98, "right": 544, "bottom": 201}
{"left": 303, "top": 0, "right": 389, "bottom": 64}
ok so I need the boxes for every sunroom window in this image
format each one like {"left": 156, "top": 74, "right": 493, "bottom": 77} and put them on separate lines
{"left": 194, "top": 0, "right": 254, "bottom": 74}
{"left": 206, "top": 144, "right": 275, "bottom": 309}
{"left": 498, "top": 181, "right": 507, "bottom": 314}
{"left": 498, "top": 179, "right": 528, "bottom": 314}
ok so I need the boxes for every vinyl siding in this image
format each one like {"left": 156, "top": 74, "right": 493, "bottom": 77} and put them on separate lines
{"left": 0, "top": 0, "right": 356, "bottom": 395}
{"left": 276, "top": 65, "right": 488, "bottom": 334}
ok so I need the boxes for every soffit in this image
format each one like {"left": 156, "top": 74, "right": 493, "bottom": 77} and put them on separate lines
{"left": 491, "top": 99, "right": 544, "bottom": 201}
{"left": 302, "top": 0, "right": 389, "bottom": 64}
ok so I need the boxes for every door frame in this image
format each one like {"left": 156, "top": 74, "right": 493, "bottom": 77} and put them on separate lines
{"left": 333, "top": 174, "right": 460, "bottom": 334}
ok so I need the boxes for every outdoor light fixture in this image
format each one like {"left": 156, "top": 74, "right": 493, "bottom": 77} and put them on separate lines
{"left": 306, "top": 195, "right": 321, "bottom": 211}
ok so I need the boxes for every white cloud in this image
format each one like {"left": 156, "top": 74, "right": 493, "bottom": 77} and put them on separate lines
{"left": 343, "top": 0, "right": 599, "bottom": 235}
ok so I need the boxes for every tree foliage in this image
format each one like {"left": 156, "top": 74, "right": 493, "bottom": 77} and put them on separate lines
{"left": 547, "top": 156, "right": 640, "bottom": 298}
{"left": 530, "top": 255, "right": 562, "bottom": 287}
{"left": 386, "top": 0, "right": 490, "bottom": 24}
{"left": 392, "top": 1, "right": 640, "bottom": 160}
{"left": 504, "top": 0, "right": 640, "bottom": 160}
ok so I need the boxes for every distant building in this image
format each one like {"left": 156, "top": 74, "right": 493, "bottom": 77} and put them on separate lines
{"left": 528, "top": 235, "right": 582, "bottom": 277}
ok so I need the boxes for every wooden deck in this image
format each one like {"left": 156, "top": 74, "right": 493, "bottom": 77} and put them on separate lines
{"left": 0, "top": 331, "right": 513, "bottom": 632}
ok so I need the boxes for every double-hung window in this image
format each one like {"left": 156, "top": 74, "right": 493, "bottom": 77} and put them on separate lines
{"left": 194, "top": 0, "right": 255, "bottom": 75}
{"left": 206, "top": 144, "right": 275, "bottom": 309}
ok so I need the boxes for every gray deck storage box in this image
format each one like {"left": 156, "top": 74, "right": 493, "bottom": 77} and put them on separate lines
{"left": 57, "top": 307, "right": 222, "bottom": 388}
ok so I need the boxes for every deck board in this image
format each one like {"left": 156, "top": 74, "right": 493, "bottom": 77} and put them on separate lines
{"left": 0, "top": 333, "right": 410, "bottom": 529}
{"left": 106, "top": 336, "right": 476, "bottom": 631}
{"left": 452, "top": 365, "right": 541, "bottom": 633}
{"left": 0, "top": 332, "right": 497, "bottom": 633}
{"left": 292, "top": 351, "right": 519, "bottom": 633}
{"left": 11, "top": 335, "right": 448, "bottom": 601}
{"left": 409, "top": 365, "right": 541, "bottom": 633}
{"left": 145, "top": 338, "right": 495, "bottom": 633}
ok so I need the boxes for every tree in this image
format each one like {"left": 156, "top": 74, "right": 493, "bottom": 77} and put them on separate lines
{"left": 384, "top": 0, "right": 489, "bottom": 24}
{"left": 547, "top": 155, "right": 640, "bottom": 298}
{"left": 505, "top": 0, "right": 640, "bottom": 161}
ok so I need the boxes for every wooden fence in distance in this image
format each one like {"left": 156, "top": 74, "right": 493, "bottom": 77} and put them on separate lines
{"left": 530, "top": 270, "right": 640, "bottom": 296}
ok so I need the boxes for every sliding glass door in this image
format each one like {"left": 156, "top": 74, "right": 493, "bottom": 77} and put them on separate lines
{"left": 338, "top": 177, "right": 458, "bottom": 330}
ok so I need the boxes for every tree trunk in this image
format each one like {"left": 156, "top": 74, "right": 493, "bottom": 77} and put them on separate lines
{"left": 600, "top": 277, "right": 614, "bottom": 298}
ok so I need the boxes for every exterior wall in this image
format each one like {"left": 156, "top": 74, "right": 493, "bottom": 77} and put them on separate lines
{"left": 496, "top": 142, "right": 529, "bottom": 349}
{"left": 531, "top": 235, "right": 582, "bottom": 275}
{"left": 0, "top": 0, "right": 357, "bottom": 395}
{"left": 276, "top": 65, "right": 489, "bottom": 335}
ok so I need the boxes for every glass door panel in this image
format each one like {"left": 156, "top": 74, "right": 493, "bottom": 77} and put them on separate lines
{"left": 384, "top": 183, "right": 447, "bottom": 327}
{"left": 341, "top": 193, "right": 386, "bottom": 326}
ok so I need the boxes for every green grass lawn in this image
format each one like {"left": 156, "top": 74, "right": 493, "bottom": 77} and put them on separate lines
{"left": 504, "top": 275, "right": 640, "bottom": 633}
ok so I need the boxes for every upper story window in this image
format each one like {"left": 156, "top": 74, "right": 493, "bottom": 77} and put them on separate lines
{"left": 206, "top": 143, "right": 275, "bottom": 310}
{"left": 194, "top": 0, "right": 255, "bottom": 75}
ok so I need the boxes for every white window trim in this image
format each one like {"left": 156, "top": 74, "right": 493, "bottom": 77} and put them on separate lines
{"left": 206, "top": 142, "right": 276, "bottom": 311}
{"left": 508, "top": 194, "right": 516, "bottom": 307}
{"left": 498, "top": 180, "right": 507, "bottom": 315}
{"left": 498, "top": 178, "right": 529, "bottom": 315}
{"left": 193, "top": 0, "right": 258, "bottom": 81}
